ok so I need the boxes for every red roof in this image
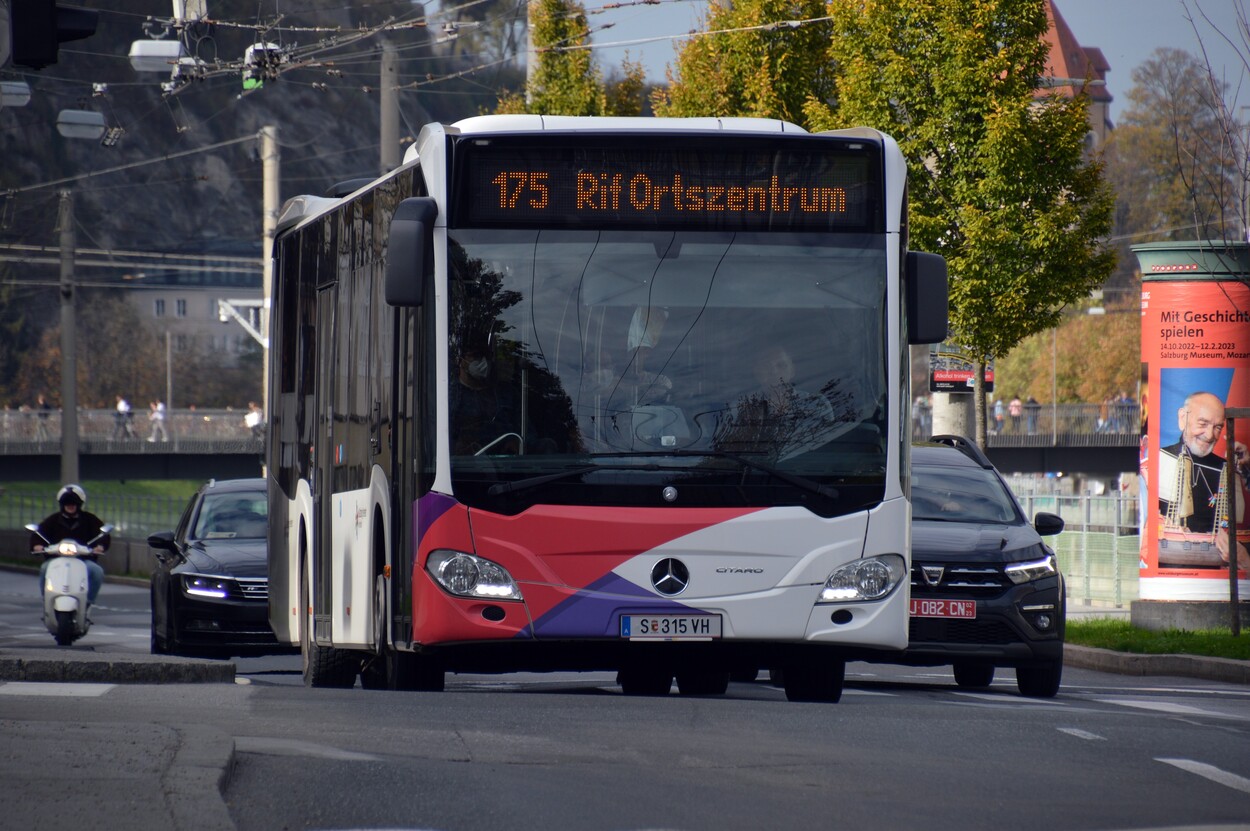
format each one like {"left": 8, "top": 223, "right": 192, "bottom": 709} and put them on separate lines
{"left": 1040, "top": 0, "right": 1112, "bottom": 102}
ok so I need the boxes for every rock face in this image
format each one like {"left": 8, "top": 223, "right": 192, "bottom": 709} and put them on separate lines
{"left": 0, "top": 0, "right": 507, "bottom": 256}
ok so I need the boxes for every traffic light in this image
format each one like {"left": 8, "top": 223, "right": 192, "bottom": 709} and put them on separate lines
{"left": 7, "top": 0, "right": 98, "bottom": 70}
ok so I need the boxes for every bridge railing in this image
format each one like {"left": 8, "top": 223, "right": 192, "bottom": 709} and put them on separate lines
{"left": 913, "top": 402, "right": 1141, "bottom": 447}
{"left": 0, "top": 408, "right": 263, "bottom": 454}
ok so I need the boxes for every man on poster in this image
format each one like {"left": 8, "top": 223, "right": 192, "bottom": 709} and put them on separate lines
{"left": 1158, "top": 391, "right": 1250, "bottom": 569}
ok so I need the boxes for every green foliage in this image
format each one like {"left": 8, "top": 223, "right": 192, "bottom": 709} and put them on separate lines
{"left": 993, "top": 308, "right": 1140, "bottom": 405}
{"left": 1067, "top": 618, "right": 1250, "bottom": 661}
{"left": 806, "top": 0, "right": 1116, "bottom": 366}
{"left": 652, "top": 0, "right": 834, "bottom": 126}
{"left": 496, "top": 0, "right": 645, "bottom": 116}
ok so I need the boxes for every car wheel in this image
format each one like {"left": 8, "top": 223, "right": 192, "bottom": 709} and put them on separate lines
{"left": 150, "top": 589, "right": 169, "bottom": 655}
{"left": 729, "top": 666, "right": 759, "bottom": 683}
{"left": 1016, "top": 661, "right": 1062, "bottom": 698}
{"left": 617, "top": 667, "right": 673, "bottom": 696}
{"left": 953, "top": 662, "right": 995, "bottom": 689}
{"left": 782, "top": 659, "right": 845, "bottom": 703}
{"left": 676, "top": 670, "right": 730, "bottom": 696}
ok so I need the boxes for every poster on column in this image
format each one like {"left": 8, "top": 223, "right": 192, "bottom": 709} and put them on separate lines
{"left": 1139, "top": 276, "right": 1250, "bottom": 600}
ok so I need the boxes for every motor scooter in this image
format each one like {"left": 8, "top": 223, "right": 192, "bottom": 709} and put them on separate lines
{"left": 25, "top": 523, "right": 114, "bottom": 646}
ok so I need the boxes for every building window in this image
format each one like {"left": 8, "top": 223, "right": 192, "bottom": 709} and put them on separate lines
{"left": 154, "top": 299, "right": 165, "bottom": 317}
{"left": 175, "top": 334, "right": 191, "bottom": 352}
{"left": 176, "top": 299, "right": 187, "bottom": 318}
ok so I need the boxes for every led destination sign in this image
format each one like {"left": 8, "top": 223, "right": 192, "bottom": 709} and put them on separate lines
{"left": 452, "top": 135, "right": 881, "bottom": 232}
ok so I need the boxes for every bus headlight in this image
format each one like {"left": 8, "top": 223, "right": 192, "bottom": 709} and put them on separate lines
{"left": 426, "top": 550, "right": 522, "bottom": 601}
{"left": 818, "top": 554, "right": 906, "bottom": 603}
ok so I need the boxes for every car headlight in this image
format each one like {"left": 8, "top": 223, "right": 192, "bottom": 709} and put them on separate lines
{"left": 183, "top": 574, "right": 230, "bottom": 598}
{"left": 1005, "top": 554, "right": 1057, "bottom": 585}
{"left": 426, "top": 550, "right": 522, "bottom": 601}
{"left": 818, "top": 554, "right": 906, "bottom": 603}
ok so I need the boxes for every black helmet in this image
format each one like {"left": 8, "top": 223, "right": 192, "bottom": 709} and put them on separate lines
{"left": 57, "top": 483, "right": 86, "bottom": 508}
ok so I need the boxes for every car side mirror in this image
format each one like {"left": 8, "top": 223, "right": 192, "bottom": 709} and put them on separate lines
{"left": 1033, "top": 511, "right": 1065, "bottom": 537}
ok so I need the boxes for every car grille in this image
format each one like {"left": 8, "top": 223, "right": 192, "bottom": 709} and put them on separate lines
{"left": 235, "top": 578, "right": 268, "bottom": 602}
{"left": 910, "top": 563, "right": 1011, "bottom": 597}
{"left": 909, "top": 616, "right": 1018, "bottom": 645}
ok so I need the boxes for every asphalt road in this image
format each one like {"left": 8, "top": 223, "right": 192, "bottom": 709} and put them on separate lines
{"left": 3, "top": 569, "right": 1250, "bottom": 831}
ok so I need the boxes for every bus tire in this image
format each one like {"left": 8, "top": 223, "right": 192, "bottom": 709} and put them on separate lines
{"left": 300, "top": 567, "right": 358, "bottom": 689}
{"left": 782, "top": 658, "right": 845, "bottom": 703}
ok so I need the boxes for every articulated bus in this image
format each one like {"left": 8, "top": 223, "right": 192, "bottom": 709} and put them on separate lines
{"left": 266, "top": 115, "right": 947, "bottom": 702}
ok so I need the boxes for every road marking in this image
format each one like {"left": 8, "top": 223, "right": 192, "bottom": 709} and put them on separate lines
{"left": 1156, "top": 758, "right": 1250, "bottom": 795}
{"left": 234, "top": 736, "right": 383, "bottom": 762}
{"left": 0, "top": 682, "right": 114, "bottom": 697}
{"left": 953, "top": 691, "right": 1066, "bottom": 705}
{"left": 1095, "top": 698, "right": 1248, "bottom": 721}
{"left": 1056, "top": 727, "right": 1106, "bottom": 741}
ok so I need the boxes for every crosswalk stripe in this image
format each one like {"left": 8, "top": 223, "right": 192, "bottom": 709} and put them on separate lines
{"left": 1156, "top": 758, "right": 1250, "bottom": 795}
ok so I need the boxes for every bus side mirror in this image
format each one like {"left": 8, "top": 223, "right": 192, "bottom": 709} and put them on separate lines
{"left": 385, "top": 197, "right": 438, "bottom": 307}
{"left": 906, "top": 250, "right": 948, "bottom": 345}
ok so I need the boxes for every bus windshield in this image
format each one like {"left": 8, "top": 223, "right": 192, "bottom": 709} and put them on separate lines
{"left": 446, "top": 229, "right": 888, "bottom": 514}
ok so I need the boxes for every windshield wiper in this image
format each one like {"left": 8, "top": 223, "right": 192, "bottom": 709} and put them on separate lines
{"left": 486, "top": 462, "right": 671, "bottom": 496}
{"left": 661, "top": 450, "right": 840, "bottom": 501}
{"left": 485, "top": 451, "right": 838, "bottom": 501}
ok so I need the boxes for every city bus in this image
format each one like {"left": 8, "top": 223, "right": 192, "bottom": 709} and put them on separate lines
{"left": 266, "top": 115, "right": 947, "bottom": 702}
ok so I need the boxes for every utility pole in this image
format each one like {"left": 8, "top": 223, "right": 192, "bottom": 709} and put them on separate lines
{"left": 525, "top": 0, "right": 535, "bottom": 103}
{"left": 57, "top": 190, "right": 79, "bottom": 483}
{"left": 380, "top": 40, "right": 399, "bottom": 174}
{"left": 260, "top": 125, "right": 278, "bottom": 423}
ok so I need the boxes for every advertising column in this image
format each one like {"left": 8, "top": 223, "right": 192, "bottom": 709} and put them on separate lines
{"left": 1134, "top": 241, "right": 1250, "bottom": 601}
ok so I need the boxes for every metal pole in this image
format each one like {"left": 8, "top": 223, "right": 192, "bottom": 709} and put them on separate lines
{"left": 58, "top": 190, "right": 79, "bottom": 483}
{"left": 1081, "top": 491, "right": 1091, "bottom": 605}
{"left": 379, "top": 40, "right": 399, "bottom": 174}
{"left": 1227, "top": 411, "right": 1243, "bottom": 636}
{"left": 260, "top": 125, "right": 278, "bottom": 422}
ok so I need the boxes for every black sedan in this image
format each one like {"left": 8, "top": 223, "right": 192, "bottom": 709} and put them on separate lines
{"left": 856, "top": 435, "right": 1067, "bottom": 697}
{"left": 148, "top": 478, "right": 290, "bottom": 657}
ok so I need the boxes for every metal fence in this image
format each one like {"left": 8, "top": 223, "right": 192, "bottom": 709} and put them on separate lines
{"left": 1012, "top": 488, "right": 1141, "bottom": 609}
{"left": 911, "top": 402, "right": 1141, "bottom": 446}
{"left": 0, "top": 490, "right": 188, "bottom": 543}
{"left": 0, "top": 407, "right": 261, "bottom": 453}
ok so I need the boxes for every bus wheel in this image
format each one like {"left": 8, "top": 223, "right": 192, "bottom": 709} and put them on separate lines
{"left": 782, "top": 658, "right": 845, "bottom": 703}
{"left": 300, "top": 569, "right": 358, "bottom": 689}
{"left": 676, "top": 670, "right": 730, "bottom": 696}
{"left": 617, "top": 667, "right": 673, "bottom": 696}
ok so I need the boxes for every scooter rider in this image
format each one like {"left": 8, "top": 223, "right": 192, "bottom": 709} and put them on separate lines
{"left": 30, "top": 484, "right": 109, "bottom": 606}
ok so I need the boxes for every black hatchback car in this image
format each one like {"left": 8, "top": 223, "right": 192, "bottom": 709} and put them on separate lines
{"left": 148, "top": 478, "right": 288, "bottom": 657}
{"left": 858, "top": 435, "right": 1066, "bottom": 697}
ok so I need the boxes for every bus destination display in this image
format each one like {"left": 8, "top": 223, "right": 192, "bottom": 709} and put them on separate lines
{"left": 452, "top": 137, "right": 879, "bottom": 231}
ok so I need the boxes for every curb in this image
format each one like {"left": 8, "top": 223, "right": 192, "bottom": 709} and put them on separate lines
{"left": 1064, "top": 644, "right": 1250, "bottom": 685}
{"left": 0, "top": 649, "right": 236, "bottom": 684}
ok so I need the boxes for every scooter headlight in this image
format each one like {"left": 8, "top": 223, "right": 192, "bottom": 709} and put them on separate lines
{"left": 56, "top": 541, "right": 79, "bottom": 556}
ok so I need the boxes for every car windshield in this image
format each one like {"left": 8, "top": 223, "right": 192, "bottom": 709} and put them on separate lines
{"left": 444, "top": 228, "right": 888, "bottom": 514}
{"left": 192, "top": 492, "right": 268, "bottom": 539}
{"left": 912, "top": 463, "right": 1021, "bottom": 524}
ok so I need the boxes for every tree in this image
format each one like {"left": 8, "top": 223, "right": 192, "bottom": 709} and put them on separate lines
{"left": 805, "top": 0, "right": 1116, "bottom": 447}
{"left": 14, "top": 290, "right": 166, "bottom": 408}
{"left": 495, "top": 0, "right": 645, "bottom": 116}
{"left": 651, "top": 0, "right": 834, "bottom": 126}
{"left": 1105, "top": 48, "right": 1241, "bottom": 249}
